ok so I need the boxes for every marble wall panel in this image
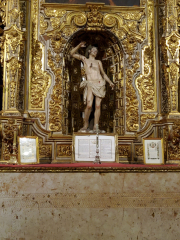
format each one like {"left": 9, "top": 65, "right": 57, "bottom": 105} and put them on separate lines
{"left": 0, "top": 173, "right": 180, "bottom": 239}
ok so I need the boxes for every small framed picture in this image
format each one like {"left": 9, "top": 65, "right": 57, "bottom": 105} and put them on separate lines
{"left": 143, "top": 138, "right": 164, "bottom": 165}
{"left": 18, "top": 136, "right": 39, "bottom": 164}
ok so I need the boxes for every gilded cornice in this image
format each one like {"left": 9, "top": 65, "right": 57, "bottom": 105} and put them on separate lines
{"left": 42, "top": 3, "right": 145, "bottom": 13}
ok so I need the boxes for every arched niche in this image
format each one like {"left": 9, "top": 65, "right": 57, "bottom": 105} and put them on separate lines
{"left": 38, "top": 3, "right": 147, "bottom": 135}
{"left": 62, "top": 30, "right": 124, "bottom": 134}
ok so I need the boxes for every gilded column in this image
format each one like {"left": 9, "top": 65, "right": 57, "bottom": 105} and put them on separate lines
{"left": 1, "top": 0, "right": 26, "bottom": 116}
{"left": 164, "top": 0, "right": 180, "bottom": 116}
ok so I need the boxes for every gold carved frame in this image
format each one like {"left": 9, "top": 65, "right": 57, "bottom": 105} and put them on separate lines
{"left": 1, "top": 0, "right": 180, "bottom": 168}
{"left": 18, "top": 136, "right": 39, "bottom": 164}
{"left": 29, "top": 0, "right": 157, "bottom": 133}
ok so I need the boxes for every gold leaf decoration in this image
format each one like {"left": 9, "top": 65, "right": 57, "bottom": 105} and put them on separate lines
{"left": 103, "top": 14, "right": 117, "bottom": 28}
{"left": 48, "top": 50, "right": 63, "bottom": 132}
{"left": 74, "top": 13, "right": 87, "bottom": 27}
{"left": 139, "top": 18, "right": 146, "bottom": 38}
{"left": 168, "top": 121, "right": 180, "bottom": 161}
{"left": 29, "top": 112, "right": 46, "bottom": 126}
{"left": 50, "top": 17, "right": 61, "bottom": 29}
{"left": 86, "top": 4, "right": 103, "bottom": 30}
{"left": 135, "top": 145, "right": 143, "bottom": 156}
{"left": 30, "top": 40, "right": 51, "bottom": 109}
{"left": 118, "top": 145, "right": 131, "bottom": 157}
{"left": 0, "top": 0, "right": 7, "bottom": 25}
{"left": 135, "top": 1, "right": 156, "bottom": 112}
{"left": 6, "top": 57, "right": 22, "bottom": 108}
{"left": 169, "top": 62, "right": 179, "bottom": 112}
{"left": 119, "top": 11, "right": 145, "bottom": 21}
{"left": 32, "top": 131, "right": 52, "bottom": 158}
{"left": 167, "top": 32, "right": 180, "bottom": 59}
{"left": 140, "top": 114, "right": 156, "bottom": 129}
{"left": 40, "top": 15, "right": 48, "bottom": 35}
{"left": 57, "top": 145, "right": 72, "bottom": 157}
{"left": 126, "top": 55, "right": 140, "bottom": 132}
{"left": 44, "top": 8, "right": 66, "bottom": 18}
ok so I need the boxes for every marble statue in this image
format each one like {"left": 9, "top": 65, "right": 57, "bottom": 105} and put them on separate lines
{"left": 70, "top": 41, "right": 114, "bottom": 132}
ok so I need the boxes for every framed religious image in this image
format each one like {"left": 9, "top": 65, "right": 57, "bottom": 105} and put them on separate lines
{"left": 143, "top": 138, "right": 164, "bottom": 165}
{"left": 18, "top": 136, "right": 39, "bottom": 165}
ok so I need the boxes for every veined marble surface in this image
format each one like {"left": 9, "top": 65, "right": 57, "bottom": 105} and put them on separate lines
{"left": 0, "top": 172, "right": 180, "bottom": 240}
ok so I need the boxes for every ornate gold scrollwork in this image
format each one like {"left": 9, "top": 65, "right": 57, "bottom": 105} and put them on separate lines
{"left": 8, "top": 7, "right": 20, "bottom": 24}
{"left": 34, "top": 1, "right": 157, "bottom": 137}
{"left": 6, "top": 57, "right": 22, "bottom": 108}
{"left": 119, "top": 11, "right": 145, "bottom": 21}
{"left": 140, "top": 114, "right": 156, "bottom": 128}
{"left": 168, "top": 62, "right": 179, "bottom": 112}
{"left": 2, "top": 119, "right": 15, "bottom": 160}
{"left": 32, "top": 131, "right": 52, "bottom": 158}
{"left": 3, "top": 24, "right": 25, "bottom": 112}
{"left": 139, "top": 18, "right": 146, "bottom": 38}
{"left": 29, "top": 0, "right": 51, "bottom": 110}
{"left": 2, "top": 118, "right": 22, "bottom": 161}
{"left": 168, "top": 14, "right": 177, "bottom": 29}
{"left": 86, "top": 4, "right": 103, "bottom": 30}
{"left": 29, "top": 112, "right": 46, "bottom": 126}
{"left": 118, "top": 145, "right": 131, "bottom": 157}
{"left": 135, "top": 145, "right": 143, "bottom": 157}
{"left": 62, "top": 27, "right": 77, "bottom": 38}
{"left": 50, "top": 32, "right": 66, "bottom": 54}
{"left": 168, "top": 121, "right": 180, "bottom": 161}
{"left": 40, "top": 15, "right": 48, "bottom": 35}
{"left": 136, "top": 47, "right": 155, "bottom": 112}
{"left": 103, "top": 14, "right": 117, "bottom": 28}
{"left": 126, "top": 57, "right": 140, "bottom": 132}
{"left": 50, "top": 17, "right": 61, "bottom": 30}
{"left": 159, "top": 1, "right": 169, "bottom": 114}
{"left": 166, "top": 32, "right": 180, "bottom": 59}
{"left": 48, "top": 49, "right": 63, "bottom": 132}
{"left": 44, "top": 11, "right": 80, "bottom": 132}
{"left": 135, "top": 1, "right": 156, "bottom": 113}
{"left": 105, "top": 11, "right": 145, "bottom": 133}
{"left": 74, "top": 13, "right": 87, "bottom": 27}
{"left": 57, "top": 145, "right": 72, "bottom": 157}
{"left": 5, "top": 25, "right": 24, "bottom": 54}
{"left": 30, "top": 40, "right": 51, "bottom": 109}
{"left": 161, "top": 1, "right": 180, "bottom": 115}
{"left": 0, "top": 0, "right": 26, "bottom": 116}
{"left": 39, "top": 138, "right": 52, "bottom": 158}
{"left": 0, "top": 33, "right": 5, "bottom": 66}
{"left": 0, "top": 0, "right": 6, "bottom": 25}
{"left": 160, "top": 37, "right": 168, "bottom": 63}
{"left": 101, "top": 6, "right": 147, "bottom": 133}
{"left": 44, "top": 8, "right": 66, "bottom": 18}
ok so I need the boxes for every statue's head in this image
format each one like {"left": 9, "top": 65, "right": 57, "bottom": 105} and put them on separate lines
{"left": 85, "top": 45, "right": 98, "bottom": 58}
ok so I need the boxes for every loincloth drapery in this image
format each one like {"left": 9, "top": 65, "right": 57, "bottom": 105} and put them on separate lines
{"left": 80, "top": 80, "right": 106, "bottom": 104}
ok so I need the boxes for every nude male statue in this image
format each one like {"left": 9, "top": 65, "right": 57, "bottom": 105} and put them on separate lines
{"left": 70, "top": 41, "right": 114, "bottom": 132}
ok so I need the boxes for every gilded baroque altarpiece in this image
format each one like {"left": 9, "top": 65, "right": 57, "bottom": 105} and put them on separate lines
{"left": 0, "top": 0, "right": 180, "bottom": 165}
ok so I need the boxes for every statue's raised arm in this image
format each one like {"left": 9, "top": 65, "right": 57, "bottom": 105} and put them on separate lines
{"left": 70, "top": 41, "right": 86, "bottom": 61}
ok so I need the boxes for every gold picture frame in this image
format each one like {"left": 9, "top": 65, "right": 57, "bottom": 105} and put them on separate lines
{"left": 143, "top": 138, "right": 164, "bottom": 165}
{"left": 18, "top": 136, "right": 39, "bottom": 165}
